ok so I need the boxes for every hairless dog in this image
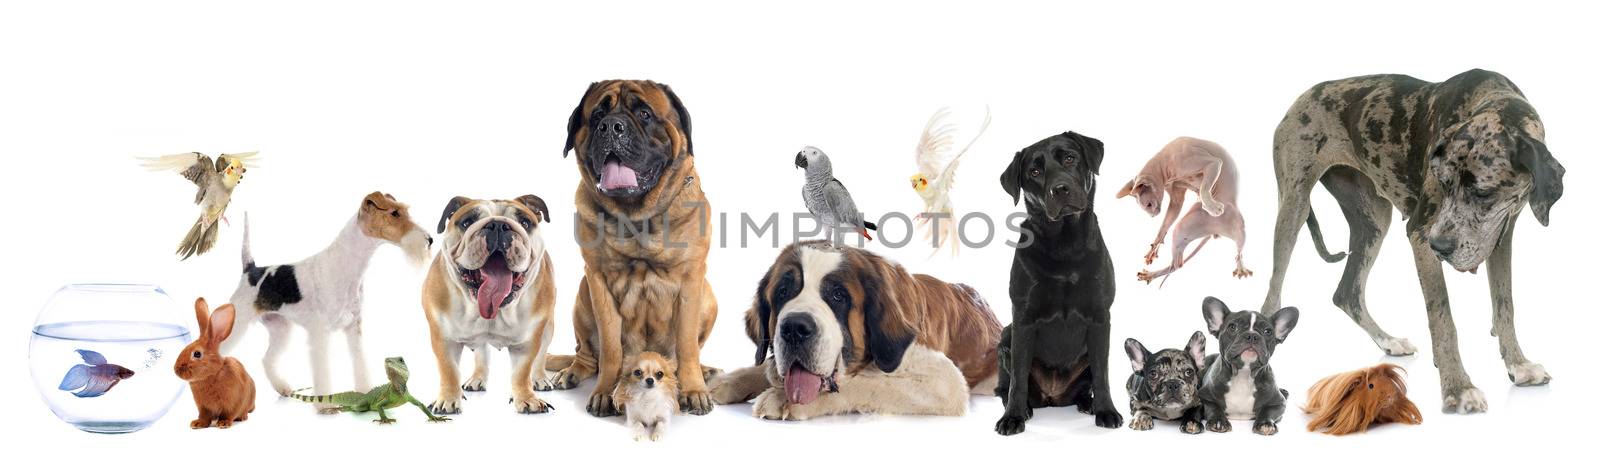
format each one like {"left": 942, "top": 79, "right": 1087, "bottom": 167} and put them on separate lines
{"left": 1116, "top": 137, "right": 1250, "bottom": 285}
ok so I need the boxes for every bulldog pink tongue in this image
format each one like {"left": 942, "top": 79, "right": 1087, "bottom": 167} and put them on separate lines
{"left": 600, "top": 161, "right": 639, "bottom": 190}
{"left": 784, "top": 365, "right": 824, "bottom": 405}
{"left": 476, "top": 257, "right": 513, "bottom": 320}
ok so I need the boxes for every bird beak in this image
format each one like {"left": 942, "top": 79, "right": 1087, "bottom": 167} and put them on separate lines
{"left": 794, "top": 152, "right": 807, "bottom": 169}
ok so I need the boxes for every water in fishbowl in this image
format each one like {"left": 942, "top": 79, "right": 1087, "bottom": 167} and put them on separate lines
{"left": 30, "top": 320, "right": 191, "bottom": 433}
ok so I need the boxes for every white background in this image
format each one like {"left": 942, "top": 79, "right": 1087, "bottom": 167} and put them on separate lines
{"left": 2, "top": 1, "right": 1594, "bottom": 449}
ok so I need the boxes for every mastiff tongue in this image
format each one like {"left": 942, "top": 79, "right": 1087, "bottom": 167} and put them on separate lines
{"left": 476, "top": 257, "right": 513, "bottom": 320}
{"left": 600, "top": 160, "right": 639, "bottom": 190}
{"left": 784, "top": 364, "right": 824, "bottom": 405}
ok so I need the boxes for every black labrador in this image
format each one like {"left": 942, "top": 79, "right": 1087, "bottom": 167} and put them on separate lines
{"left": 994, "top": 131, "right": 1123, "bottom": 435}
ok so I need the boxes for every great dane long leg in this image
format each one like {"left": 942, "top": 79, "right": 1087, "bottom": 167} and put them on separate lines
{"left": 1487, "top": 217, "right": 1551, "bottom": 386}
{"left": 1321, "top": 166, "right": 1415, "bottom": 356}
{"left": 1407, "top": 231, "right": 1486, "bottom": 414}
{"left": 1262, "top": 163, "right": 1321, "bottom": 315}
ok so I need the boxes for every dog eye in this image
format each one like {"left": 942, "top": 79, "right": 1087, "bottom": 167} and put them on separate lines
{"left": 1063, "top": 154, "right": 1077, "bottom": 165}
{"left": 634, "top": 369, "right": 643, "bottom": 377}
{"left": 191, "top": 351, "right": 202, "bottom": 359}
{"left": 1185, "top": 368, "right": 1194, "bottom": 376}
{"left": 655, "top": 371, "right": 664, "bottom": 378}
{"left": 1029, "top": 168, "right": 1042, "bottom": 178}
{"left": 519, "top": 217, "right": 533, "bottom": 229}
{"left": 636, "top": 109, "right": 653, "bottom": 121}
{"left": 1228, "top": 323, "right": 1238, "bottom": 332}
{"left": 825, "top": 283, "right": 849, "bottom": 305}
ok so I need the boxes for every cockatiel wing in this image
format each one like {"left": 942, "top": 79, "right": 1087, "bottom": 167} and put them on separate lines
{"left": 218, "top": 151, "right": 260, "bottom": 169}
{"left": 139, "top": 152, "right": 217, "bottom": 204}
{"left": 933, "top": 106, "right": 992, "bottom": 192}
{"left": 914, "top": 107, "right": 958, "bottom": 177}
{"left": 824, "top": 179, "right": 864, "bottom": 226}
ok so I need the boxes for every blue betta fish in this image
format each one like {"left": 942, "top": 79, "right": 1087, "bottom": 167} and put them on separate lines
{"left": 58, "top": 349, "right": 135, "bottom": 398}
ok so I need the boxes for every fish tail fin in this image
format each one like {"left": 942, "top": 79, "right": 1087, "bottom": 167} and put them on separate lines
{"left": 58, "top": 365, "right": 90, "bottom": 391}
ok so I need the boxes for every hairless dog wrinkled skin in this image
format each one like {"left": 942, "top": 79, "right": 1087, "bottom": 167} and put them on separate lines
{"left": 1117, "top": 137, "right": 1250, "bottom": 285}
{"left": 1265, "top": 69, "right": 1564, "bottom": 414}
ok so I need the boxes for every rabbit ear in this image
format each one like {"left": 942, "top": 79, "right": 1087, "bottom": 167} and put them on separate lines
{"left": 193, "top": 297, "right": 212, "bottom": 340}
{"left": 209, "top": 304, "right": 236, "bottom": 350}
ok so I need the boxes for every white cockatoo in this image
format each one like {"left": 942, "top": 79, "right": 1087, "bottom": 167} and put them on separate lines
{"left": 139, "top": 151, "right": 259, "bottom": 260}
{"left": 910, "top": 107, "right": 990, "bottom": 256}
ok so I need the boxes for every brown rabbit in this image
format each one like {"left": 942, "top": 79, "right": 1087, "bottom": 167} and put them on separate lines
{"left": 174, "top": 297, "right": 256, "bottom": 429}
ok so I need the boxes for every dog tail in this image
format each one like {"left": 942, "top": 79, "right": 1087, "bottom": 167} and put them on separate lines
{"left": 1305, "top": 210, "right": 1347, "bottom": 263}
{"left": 240, "top": 212, "right": 255, "bottom": 269}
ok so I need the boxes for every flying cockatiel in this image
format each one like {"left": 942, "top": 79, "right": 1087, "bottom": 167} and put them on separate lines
{"left": 138, "top": 151, "right": 259, "bottom": 260}
{"left": 796, "top": 146, "right": 878, "bottom": 243}
{"left": 910, "top": 106, "right": 990, "bottom": 256}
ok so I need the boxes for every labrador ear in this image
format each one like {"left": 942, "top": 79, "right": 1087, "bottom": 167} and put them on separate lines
{"left": 1186, "top": 330, "right": 1208, "bottom": 370}
{"left": 1515, "top": 135, "right": 1564, "bottom": 226}
{"left": 750, "top": 274, "right": 774, "bottom": 365}
{"left": 1271, "top": 306, "right": 1300, "bottom": 343}
{"left": 437, "top": 196, "right": 471, "bottom": 234}
{"left": 1202, "top": 296, "right": 1231, "bottom": 336}
{"left": 515, "top": 194, "right": 551, "bottom": 224}
{"left": 1124, "top": 338, "right": 1150, "bottom": 372}
{"left": 564, "top": 82, "right": 600, "bottom": 158}
{"left": 1000, "top": 150, "right": 1025, "bottom": 205}
{"left": 660, "top": 83, "right": 693, "bottom": 155}
{"left": 862, "top": 268, "right": 916, "bottom": 373}
{"left": 1065, "top": 131, "right": 1105, "bottom": 174}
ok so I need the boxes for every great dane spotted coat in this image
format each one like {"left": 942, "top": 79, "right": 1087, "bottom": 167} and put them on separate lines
{"left": 1264, "top": 69, "right": 1564, "bottom": 414}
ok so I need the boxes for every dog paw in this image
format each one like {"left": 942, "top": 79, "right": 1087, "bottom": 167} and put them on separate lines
{"left": 511, "top": 395, "right": 553, "bottom": 414}
{"left": 1207, "top": 419, "right": 1231, "bottom": 433}
{"left": 1181, "top": 419, "right": 1204, "bottom": 434}
{"left": 548, "top": 369, "right": 581, "bottom": 390}
{"left": 461, "top": 377, "right": 487, "bottom": 392}
{"left": 709, "top": 378, "right": 754, "bottom": 405}
{"left": 700, "top": 366, "right": 724, "bottom": 383}
{"left": 585, "top": 390, "right": 618, "bottom": 417}
{"left": 429, "top": 396, "right": 463, "bottom": 415}
{"left": 214, "top": 419, "right": 234, "bottom": 429}
{"left": 1252, "top": 421, "right": 1277, "bottom": 435}
{"left": 1507, "top": 362, "right": 1552, "bottom": 386}
{"left": 1128, "top": 413, "right": 1154, "bottom": 431}
{"left": 531, "top": 376, "right": 556, "bottom": 392}
{"left": 1442, "top": 385, "right": 1488, "bottom": 414}
{"left": 1094, "top": 409, "right": 1123, "bottom": 429}
{"left": 679, "top": 389, "right": 714, "bottom": 415}
{"left": 995, "top": 414, "right": 1027, "bottom": 436}
{"left": 752, "top": 388, "right": 790, "bottom": 420}
{"left": 1376, "top": 337, "right": 1417, "bottom": 356}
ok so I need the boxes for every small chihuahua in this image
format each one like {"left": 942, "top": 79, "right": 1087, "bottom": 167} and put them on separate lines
{"left": 612, "top": 352, "right": 678, "bottom": 441}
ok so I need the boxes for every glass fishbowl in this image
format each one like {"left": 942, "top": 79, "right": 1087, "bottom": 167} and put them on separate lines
{"left": 30, "top": 284, "right": 193, "bottom": 433}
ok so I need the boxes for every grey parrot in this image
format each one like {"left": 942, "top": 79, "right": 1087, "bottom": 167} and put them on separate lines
{"left": 795, "top": 146, "right": 877, "bottom": 242}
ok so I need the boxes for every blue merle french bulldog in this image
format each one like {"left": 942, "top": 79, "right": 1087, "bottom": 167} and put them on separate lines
{"left": 1124, "top": 331, "right": 1206, "bottom": 434}
{"left": 1197, "top": 296, "right": 1297, "bottom": 435}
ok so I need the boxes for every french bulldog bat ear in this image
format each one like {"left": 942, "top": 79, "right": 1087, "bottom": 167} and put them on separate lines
{"left": 1124, "top": 338, "right": 1150, "bottom": 372}
{"left": 750, "top": 274, "right": 774, "bottom": 365}
{"left": 436, "top": 196, "right": 471, "bottom": 234}
{"left": 1515, "top": 135, "right": 1564, "bottom": 226}
{"left": 862, "top": 266, "right": 916, "bottom": 373}
{"left": 209, "top": 304, "right": 235, "bottom": 351}
{"left": 660, "top": 83, "right": 693, "bottom": 155}
{"left": 1186, "top": 331, "right": 1207, "bottom": 369}
{"left": 1271, "top": 307, "right": 1299, "bottom": 343}
{"left": 515, "top": 194, "right": 551, "bottom": 223}
{"left": 564, "top": 82, "right": 601, "bottom": 158}
{"left": 1065, "top": 131, "right": 1105, "bottom": 175}
{"left": 1000, "top": 150, "right": 1025, "bottom": 205}
{"left": 1202, "top": 296, "right": 1230, "bottom": 336}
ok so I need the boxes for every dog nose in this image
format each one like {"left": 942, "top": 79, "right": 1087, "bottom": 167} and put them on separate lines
{"left": 425, "top": 235, "right": 434, "bottom": 247}
{"left": 1164, "top": 380, "right": 1183, "bottom": 393}
{"left": 1430, "top": 237, "right": 1457, "bottom": 257}
{"left": 597, "top": 116, "right": 628, "bottom": 136}
{"left": 780, "top": 315, "right": 817, "bottom": 343}
{"left": 1245, "top": 333, "right": 1261, "bottom": 343}
{"left": 484, "top": 221, "right": 512, "bottom": 250}
{"left": 645, "top": 378, "right": 655, "bottom": 388}
{"left": 1051, "top": 184, "right": 1070, "bottom": 196}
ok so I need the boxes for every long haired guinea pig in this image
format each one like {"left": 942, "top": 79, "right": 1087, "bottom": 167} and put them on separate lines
{"left": 174, "top": 297, "right": 257, "bottom": 429}
{"left": 1302, "top": 363, "right": 1421, "bottom": 435}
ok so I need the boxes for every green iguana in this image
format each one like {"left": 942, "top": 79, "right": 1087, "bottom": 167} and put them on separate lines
{"left": 289, "top": 357, "right": 449, "bottom": 424}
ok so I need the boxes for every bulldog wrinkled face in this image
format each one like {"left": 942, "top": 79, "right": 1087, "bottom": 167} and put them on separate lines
{"left": 566, "top": 81, "right": 691, "bottom": 203}
{"left": 1203, "top": 297, "right": 1296, "bottom": 369}
{"left": 438, "top": 196, "right": 548, "bottom": 320}
{"left": 1127, "top": 334, "right": 1205, "bottom": 413}
{"left": 767, "top": 246, "right": 849, "bottom": 406}
{"left": 1426, "top": 114, "right": 1533, "bottom": 272}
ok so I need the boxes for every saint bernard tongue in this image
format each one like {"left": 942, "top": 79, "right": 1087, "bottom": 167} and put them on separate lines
{"left": 476, "top": 257, "right": 514, "bottom": 320}
{"left": 600, "top": 157, "right": 640, "bottom": 191}
{"left": 784, "top": 363, "right": 825, "bottom": 405}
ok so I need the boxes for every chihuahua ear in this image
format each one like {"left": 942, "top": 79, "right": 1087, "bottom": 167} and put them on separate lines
{"left": 1202, "top": 296, "right": 1231, "bottom": 336}
{"left": 1186, "top": 331, "right": 1207, "bottom": 369}
{"left": 1124, "top": 338, "right": 1150, "bottom": 372}
{"left": 1000, "top": 150, "right": 1025, "bottom": 205}
{"left": 1271, "top": 307, "right": 1300, "bottom": 343}
{"left": 209, "top": 304, "right": 236, "bottom": 350}
{"left": 437, "top": 196, "right": 471, "bottom": 234}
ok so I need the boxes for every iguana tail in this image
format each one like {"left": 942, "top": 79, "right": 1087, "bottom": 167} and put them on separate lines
{"left": 288, "top": 388, "right": 364, "bottom": 406}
